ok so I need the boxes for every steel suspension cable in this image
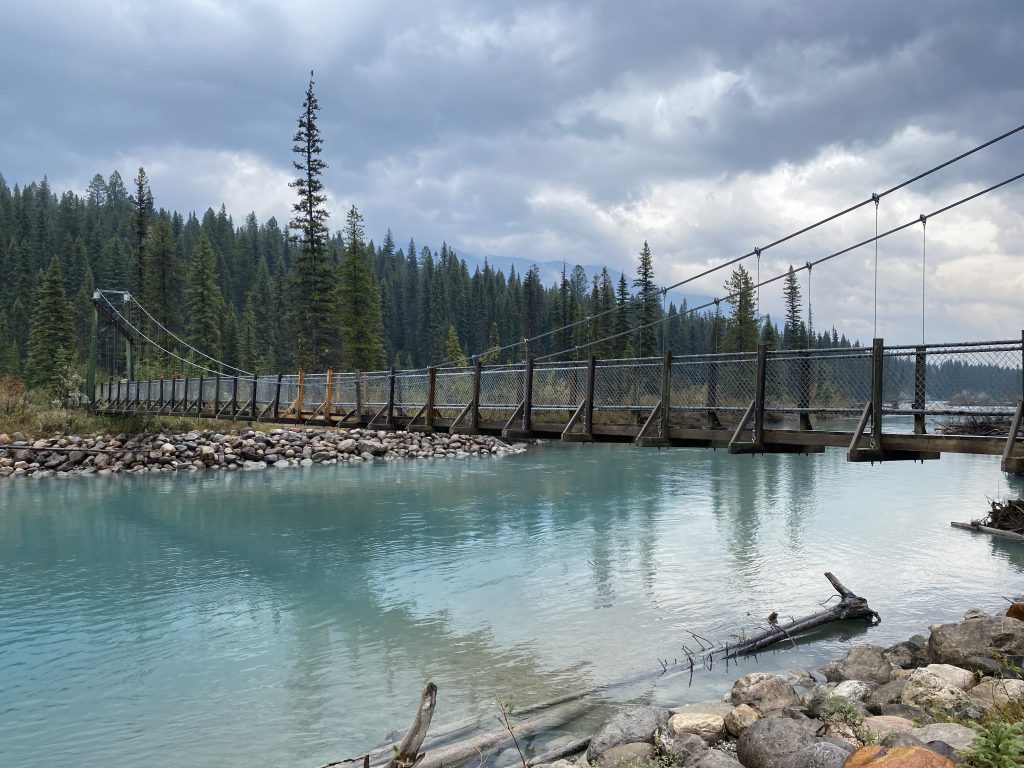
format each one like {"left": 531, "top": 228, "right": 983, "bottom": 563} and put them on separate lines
{"left": 443, "top": 121, "right": 1024, "bottom": 368}
{"left": 98, "top": 293, "right": 251, "bottom": 378}
{"left": 534, "top": 169, "right": 1024, "bottom": 361}
{"left": 102, "top": 290, "right": 253, "bottom": 377}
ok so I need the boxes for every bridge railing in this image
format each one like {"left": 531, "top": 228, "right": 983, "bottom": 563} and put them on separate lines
{"left": 93, "top": 336, "right": 1023, "bottom": 437}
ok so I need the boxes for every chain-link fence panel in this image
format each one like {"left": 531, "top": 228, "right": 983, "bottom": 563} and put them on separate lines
{"left": 435, "top": 368, "right": 473, "bottom": 416}
{"left": 594, "top": 358, "right": 661, "bottom": 412}
{"left": 278, "top": 375, "right": 300, "bottom": 413}
{"left": 480, "top": 365, "right": 525, "bottom": 414}
{"left": 360, "top": 371, "right": 390, "bottom": 409}
{"left": 715, "top": 352, "right": 758, "bottom": 410}
{"left": 884, "top": 340, "right": 1023, "bottom": 416}
{"left": 533, "top": 361, "right": 588, "bottom": 411}
{"left": 255, "top": 376, "right": 277, "bottom": 411}
{"left": 302, "top": 374, "right": 328, "bottom": 413}
{"left": 394, "top": 371, "right": 429, "bottom": 412}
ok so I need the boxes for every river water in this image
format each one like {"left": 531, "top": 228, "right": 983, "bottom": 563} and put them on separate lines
{"left": 2, "top": 437, "right": 1023, "bottom": 767}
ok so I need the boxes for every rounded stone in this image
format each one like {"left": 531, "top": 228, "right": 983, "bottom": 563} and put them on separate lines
{"left": 667, "top": 712, "right": 726, "bottom": 745}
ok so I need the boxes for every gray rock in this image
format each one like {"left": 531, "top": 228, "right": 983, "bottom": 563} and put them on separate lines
{"left": 883, "top": 638, "right": 929, "bottom": 670}
{"left": 729, "top": 673, "right": 801, "bottom": 714}
{"left": 691, "top": 751, "right": 743, "bottom": 768}
{"left": 928, "top": 614, "right": 1024, "bottom": 667}
{"left": 653, "top": 726, "right": 707, "bottom": 764}
{"left": 594, "top": 742, "right": 656, "bottom": 768}
{"left": 910, "top": 722, "right": 977, "bottom": 751}
{"left": 586, "top": 706, "right": 666, "bottom": 763}
{"left": 780, "top": 741, "right": 852, "bottom": 768}
{"left": 865, "top": 678, "right": 907, "bottom": 714}
{"left": 736, "top": 718, "right": 818, "bottom": 768}
{"left": 820, "top": 644, "right": 892, "bottom": 685}
{"left": 879, "top": 702, "right": 931, "bottom": 722}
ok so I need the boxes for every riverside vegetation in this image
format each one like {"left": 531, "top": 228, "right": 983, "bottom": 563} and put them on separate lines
{"left": 487, "top": 606, "right": 1024, "bottom": 768}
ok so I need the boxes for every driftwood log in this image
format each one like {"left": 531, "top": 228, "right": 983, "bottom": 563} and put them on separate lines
{"left": 328, "top": 572, "right": 878, "bottom": 768}
{"left": 715, "top": 572, "right": 880, "bottom": 660}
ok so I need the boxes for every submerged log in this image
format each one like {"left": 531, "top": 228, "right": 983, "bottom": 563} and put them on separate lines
{"left": 716, "top": 572, "right": 880, "bottom": 660}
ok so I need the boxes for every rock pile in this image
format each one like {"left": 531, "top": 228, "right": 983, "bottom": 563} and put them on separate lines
{"left": 0, "top": 428, "right": 526, "bottom": 479}
{"left": 533, "top": 607, "right": 1024, "bottom": 768}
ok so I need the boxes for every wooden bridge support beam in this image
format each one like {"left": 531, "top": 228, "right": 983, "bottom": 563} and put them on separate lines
{"left": 1002, "top": 329, "right": 1024, "bottom": 474}
{"left": 914, "top": 346, "right": 926, "bottom": 435}
{"left": 387, "top": 366, "right": 397, "bottom": 428}
{"left": 273, "top": 374, "right": 282, "bottom": 420}
{"left": 706, "top": 358, "right": 722, "bottom": 428}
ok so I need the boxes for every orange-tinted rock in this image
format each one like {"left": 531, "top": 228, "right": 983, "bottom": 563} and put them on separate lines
{"left": 843, "top": 745, "right": 955, "bottom": 768}
{"left": 1007, "top": 602, "right": 1024, "bottom": 621}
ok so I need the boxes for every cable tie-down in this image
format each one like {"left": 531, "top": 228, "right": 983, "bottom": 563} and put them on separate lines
{"left": 871, "top": 192, "right": 880, "bottom": 206}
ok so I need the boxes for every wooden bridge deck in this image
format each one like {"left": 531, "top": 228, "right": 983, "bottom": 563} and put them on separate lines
{"left": 94, "top": 336, "right": 1024, "bottom": 474}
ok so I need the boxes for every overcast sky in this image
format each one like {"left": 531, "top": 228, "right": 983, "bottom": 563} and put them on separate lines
{"left": 2, "top": 0, "right": 1023, "bottom": 343}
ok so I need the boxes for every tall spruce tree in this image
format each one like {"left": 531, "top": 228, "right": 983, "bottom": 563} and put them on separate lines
{"left": 0, "top": 307, "right": 20, "bottom": 375}
{"left": 633, "top": 241, "right": 659, "bottom": 356}
{"left": 185, "top": 235, "right": 224, "bottom": 361}
{"left": 614, "top": 272, "right": 631, "bottom": 356}
{"left": 288, "top": 71, "right": 338, "bottom": 370}
{"left": 132, "top": 167, "right": 153, "bottom": 293}
{"left": 722, "top": 265, "right": 758, "bottom": 352}
{"left": 25, "top": 257, "right": 74, "bottom": 389}
{"left": 782, "top": 265, "right": 804, "bottom": 349}
{"left": 338, "top": 205, "right": 385, "bottom": 370}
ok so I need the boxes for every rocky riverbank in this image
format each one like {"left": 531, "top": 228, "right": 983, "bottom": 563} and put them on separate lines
{"left": 0, "top": 427, "right": 526, "bottom": 479}
{"left": 530, "top": 606, "right": 1024, "bottom": 768}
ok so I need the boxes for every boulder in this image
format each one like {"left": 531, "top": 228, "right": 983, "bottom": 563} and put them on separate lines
{"left": 883, "top": 638, "right": 930, "bottom": 670}
{"left": 917, "top": 663, "right": 975, "bottom": 691}
{"left": 725, "top": 703, "right": 761, "bottom": 736}
{"left": 861, "top": 716, "right": 916, "bottom": 741}
{"left": 691, "top": 752, "right": 744, "bottom": 768}
{"left": 908, "top": 722, "right": 977, "bottom": 751}
{"left": 831, "top": 681, "right": 874, "bottom": 702}
{"left": 927, "top": 614, "right": 1024, "bottom": 667}
{"left": 736, "top": 717, "right": 818, "bottom": 768}
{"left": 968, "top": 676, "right": 1024, "bottom": 709}
{"left": 356, "top": 439, "right": 388, "bottom": 456}
{"left": 900, "top": 667, "right": 970, "bottom": 710}
{"left": 865, "top": 679, "right": 907, "bottom": 714}
{"left": 1008, "top": 602, "right": 1024, "bottom": 621}
{"left": 780, "top": 741, "right": 853, "bottom": 768}
{"left": 667, "top": 712, "right": 726, "bottom": 745}
{"left": 879, "top": 703, "right": 930, "bottom": 723}
{"left": 730, "top": 672, "right": 801, "bottom": 714}
{"left": 841, "top": 745, "right": 954, "bottom": 767}
{"left": 653, "top": 726, "right": 708, "bottom": 764}
{"left": 594, "top": 743, "right": 656, "bottom": 768}
{"left": 802, "top": 683, "right": 838, "bottom": 717}
{"left": 820, "top": 645, "right": 892, "bottom": 685}
{"left": 586, "top": 706, "right": 665, "bottom": 763}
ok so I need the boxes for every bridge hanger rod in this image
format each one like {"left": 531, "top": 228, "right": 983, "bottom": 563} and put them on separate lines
{"left": 439, "top": 121, "right": 1024, "bottom": 369}
{"left": 536, "top": 168, "right": 1024, "bottom": 362}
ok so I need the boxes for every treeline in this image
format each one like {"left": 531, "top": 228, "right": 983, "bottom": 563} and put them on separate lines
{"left": 0, "top": 170, "right": 856, "bottom": 390}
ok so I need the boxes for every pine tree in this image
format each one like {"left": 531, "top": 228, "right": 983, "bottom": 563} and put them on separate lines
{"left": 614, "top": 272, "right": 631, "bottom": 356}
{"left": 782, "top": 265, "right": 804, "bottom": 349}
{"left": 760, "top": 313, "right": 779, "bottom": 350}
{"left": 25, "top": 257, "right": 74, "bottom": 389}
{"left": 132, "top": 167, "right": 153, "bottom": 294}
{"left": 633, "top": 241, "right": 659, "bottom": 356}
{"left": 185, "top": 235, "right": 224, "bottom": 361}
{"left": 338, "top": 205, "right": 385, "bottom": 370}
{"left": 480, "top": 321, "right": 502, "bottom": 364}
{"left": 0, "top": 307, "right": 20, "bottom": 375}
{"left": 723, "top": 265, "right": 758, "bottom": 352}
{"left": 522, "top": 265, "right": 544, "bottom": 358}
{"left": 288, "top": 70, "right": 338, "bottom": 370}
{"left": 444, "top": 325, "right": 468, "bottom": 367}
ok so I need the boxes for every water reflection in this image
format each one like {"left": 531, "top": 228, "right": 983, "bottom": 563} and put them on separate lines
{"left": 2, "top": 444, "right": 1022, "bottom": 768}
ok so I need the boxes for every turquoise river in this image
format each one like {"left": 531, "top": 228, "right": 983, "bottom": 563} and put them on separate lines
{"left": 2, "top": 438, "right": 1023, "bottom": 767}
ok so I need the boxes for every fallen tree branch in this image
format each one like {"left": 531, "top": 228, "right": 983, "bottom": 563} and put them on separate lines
{"left": 717, "top": 572, "right": 880, "bottom": 660}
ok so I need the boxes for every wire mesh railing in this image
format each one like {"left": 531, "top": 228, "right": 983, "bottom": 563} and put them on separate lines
{"left": 94, "top": 338, "right": 1023, "bottom": 436}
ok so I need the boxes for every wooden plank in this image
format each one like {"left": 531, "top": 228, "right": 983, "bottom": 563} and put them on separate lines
{"left": 951, "top": 521, "right": 1024, "bottom": 542}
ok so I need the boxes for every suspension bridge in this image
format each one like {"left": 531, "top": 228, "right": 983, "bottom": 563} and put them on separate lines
{"left": 85, "top": 123, "right": 1024, "bottom": 474}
